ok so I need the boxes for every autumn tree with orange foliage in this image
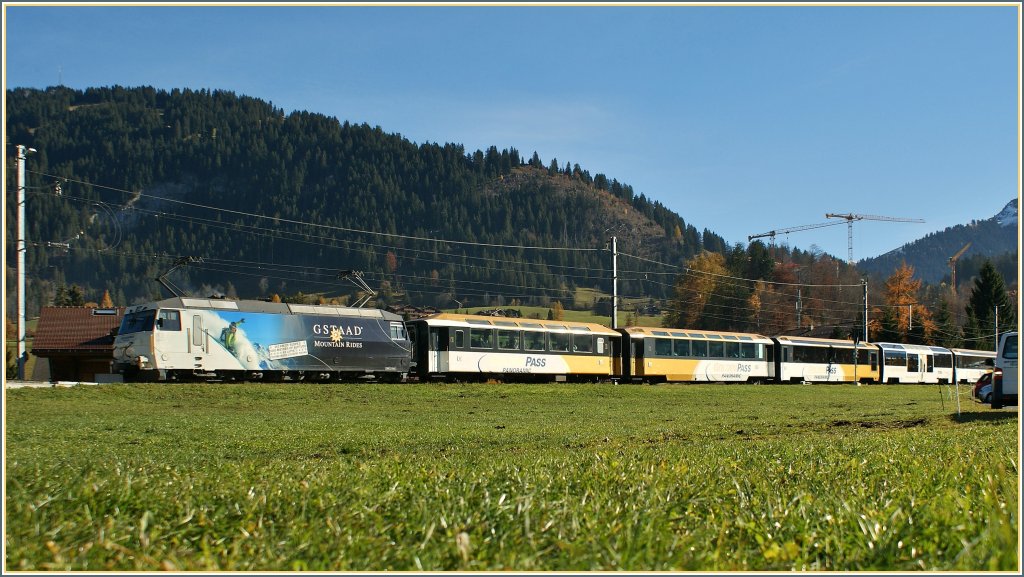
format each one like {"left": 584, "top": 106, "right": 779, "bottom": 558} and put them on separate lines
{"left": 664, "top": 251, "right": 729, "bottom": 329}
{"left": 870, "top": 262, "right": 935, "bottom": 344}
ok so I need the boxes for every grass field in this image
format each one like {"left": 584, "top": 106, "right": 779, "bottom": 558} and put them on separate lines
{"left": 4, "top": 382, "right": 1019, "bottom": 571}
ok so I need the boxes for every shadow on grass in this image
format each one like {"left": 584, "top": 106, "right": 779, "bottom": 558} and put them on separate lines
{"left": 949, "top": 410, "right": 1019, "bottom": 424}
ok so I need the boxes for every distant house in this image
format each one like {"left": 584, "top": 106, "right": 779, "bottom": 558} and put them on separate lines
{"left": 31, "top": 306, "right": 125, "bottom": 382}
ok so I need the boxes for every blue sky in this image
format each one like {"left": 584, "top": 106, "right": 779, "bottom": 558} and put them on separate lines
{"left": 4, "top": 3, "right": 1020, "bottom": 261}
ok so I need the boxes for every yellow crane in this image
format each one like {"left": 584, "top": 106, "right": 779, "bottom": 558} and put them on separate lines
{"left": 948, "top": 242, "right": 971, "bottom": 293}
{"left": 825, "top": 213, "right": 926, "bottom": 264}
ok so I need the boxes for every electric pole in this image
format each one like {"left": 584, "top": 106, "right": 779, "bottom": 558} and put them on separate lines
{"left": 16, "top": 145, "right": 35, "bottom": 380}
{"left": 610, "top": 236, "right": 618, "bottom": 329}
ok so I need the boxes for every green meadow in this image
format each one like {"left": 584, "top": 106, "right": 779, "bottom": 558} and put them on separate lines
{"left": 4, "top": 382, "right": 1018, "bottom": 571}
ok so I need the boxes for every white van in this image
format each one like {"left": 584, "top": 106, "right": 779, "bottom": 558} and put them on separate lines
{"left": 991, "top": 331, "right": 1017, "bottom": 409}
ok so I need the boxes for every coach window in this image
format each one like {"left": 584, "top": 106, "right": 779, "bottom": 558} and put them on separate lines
{"left": 573, "top": 335, "right": 594, "bottom": 354}
{"left": 655, "top": 338, "right": 673, "bottom": 357}
{"left": 673, "top": 339, "right": 690, "bottom": 357}
{"left": 708, "top": 341, "right": 725, "bottom": 358}
{"left": 454, "top": 329, "right": 466, "bottom": 349}
{"left": 157, "top": 310, "right": 181, "bottom": 331}
{"left": 725, "top": 342, "right": 740, "bottom": 358}
{"left": 885, "top": 351, "right": 905, "bottom": 367}
{"left": 497, "top": 329, "right": 520, "bottom": 350}
{"left": 523, "top": 331, "right": 545, "bottom": 351}
{"left": 691, "top": 340, "right": 708, "bottom": 358}
{"left": 549, "top": 333, "right": 570, "bottom": 352}
{"left": 908, "top": 354, "right": 920, "bottom": 372}
{"left": 470, "top": 328, "right": 494, "bottom": 349}
{"left": 740, "top": 343, "right": 756, "bottom": 359}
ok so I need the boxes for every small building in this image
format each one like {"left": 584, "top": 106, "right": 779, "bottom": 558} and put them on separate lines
{"left": 31, "top": 306, "right": 125, "bottom": 382}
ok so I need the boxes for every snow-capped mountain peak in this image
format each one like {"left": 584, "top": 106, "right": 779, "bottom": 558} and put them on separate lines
{"left": 996, "top": 198, "right": 1017, "bottom": 228}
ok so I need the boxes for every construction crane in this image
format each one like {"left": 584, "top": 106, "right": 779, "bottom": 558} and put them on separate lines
{"left": 748, "top": 220, "right": 845, "bottom": 261}
{"left": 948, "top": 242, "right": 971, "bottom": 293}
{"left": 825, "top": 213, "right": 925, "bottom": 264}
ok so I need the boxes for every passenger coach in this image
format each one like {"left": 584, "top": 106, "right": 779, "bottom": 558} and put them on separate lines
{"left": 950, "top": 348, "right": 995, "bottom": 384}
{"left": 408, "top": 313, "right": 619, "bottom": 382}
{"left": 772, "top": 336, "right": 879, "bottom": 383}
{"left": 875, "top": 342, "right": 954, "bottom": 384}
{"left": 618, "top": 327, "right": 773, "bottom": 383}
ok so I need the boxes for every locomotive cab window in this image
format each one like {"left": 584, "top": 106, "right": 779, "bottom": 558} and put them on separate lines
{"left": 120, "top": 310, "right": 156, "bottom": 334}
{"left": 389, "top": 322, "right": 408, "bottom": 341}
{"left": 156, "top": 310, "right": 181, "bottom": 331}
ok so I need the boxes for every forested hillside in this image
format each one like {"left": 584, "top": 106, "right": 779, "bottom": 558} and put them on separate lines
{"left": 5, "top": 86, "right": 721, "bottom": 317}
{"left": 5, "top": 86, "right": 1013, "bottom": 346}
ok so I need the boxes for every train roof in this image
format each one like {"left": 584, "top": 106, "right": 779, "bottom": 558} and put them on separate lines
{"left": 125, "top": 297, "right": 403, "bottom": 320}
{"left": 773, "top": 335, "right": 877, "bottom": 349}
{"left": 949, "top": 348, "right": 997, "bottom": 357}
{"left": 874, "top": 342, "right": 951, "bottom": 354}
{"left": 412, "top": 313, "right": 619, "bottom": 335}
{"left": 620, "top": 326, "right": 773, "bottom": 344}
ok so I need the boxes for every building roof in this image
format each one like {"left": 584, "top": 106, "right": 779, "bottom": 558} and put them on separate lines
{"left": 32, "top": 306, "right": 125, "bottom": 355}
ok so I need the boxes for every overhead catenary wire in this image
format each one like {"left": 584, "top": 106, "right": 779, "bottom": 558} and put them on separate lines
{"left": 25, "top": 169, "right": 999, "bottom": 344}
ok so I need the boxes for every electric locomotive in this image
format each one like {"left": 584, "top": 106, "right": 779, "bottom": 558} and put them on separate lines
{"left": 112, "top": 297, "right": 412, "bottom": 382}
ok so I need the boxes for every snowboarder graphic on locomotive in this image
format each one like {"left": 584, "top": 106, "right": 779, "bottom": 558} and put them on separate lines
{"left": 220, "top": 319, "right": 246, "bottom": 355}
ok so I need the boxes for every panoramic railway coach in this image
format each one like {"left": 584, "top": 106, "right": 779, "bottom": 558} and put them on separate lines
{"left": 949, "top": 348, "right": 995, "bottom": 384}
{"left": 408, "top": 313, "right": 618, "bottom": 382}
{"left": 875, "top": 342, "right": 954, "bottom": 384}
{"left": 773, "top": 336, "right": 879, "bottom": 383}
{"left": 619, "top": 327, "right": 774, "bottom": 383}
{"left": 112, "top": 297, "right": 412, "bottom": 382}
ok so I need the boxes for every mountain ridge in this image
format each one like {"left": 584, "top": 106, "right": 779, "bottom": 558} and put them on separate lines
{"left": 857, "top": 199, "right": 1018, "bottom": 286}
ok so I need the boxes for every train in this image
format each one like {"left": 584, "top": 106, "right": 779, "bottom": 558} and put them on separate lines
{"left": 112, "top": 301, "right": 996, "bottom": 386}
{"left": 112, "top": 297, "right": 412, "bottom": 382}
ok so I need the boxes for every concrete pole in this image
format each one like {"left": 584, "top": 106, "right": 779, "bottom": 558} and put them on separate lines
{"left": 16, "top": 145, "right": 31, "bottom": 380}
{"left": 994, "top": 305, "right": 999, "bottom": 353}
{"left": 611, "top": 236, "right": 618, "bottom": 329}
{"left": 862, "top": 280, "right": 869, "bottom": 342}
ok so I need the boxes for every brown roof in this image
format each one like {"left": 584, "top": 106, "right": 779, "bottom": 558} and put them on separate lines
{"left": 32, "top": 306, "right": 125, "bottom": 354}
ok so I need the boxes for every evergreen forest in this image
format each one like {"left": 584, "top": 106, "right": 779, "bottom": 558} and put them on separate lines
{"left": 5, "top": 86, "right": 1018, "bottom": 349}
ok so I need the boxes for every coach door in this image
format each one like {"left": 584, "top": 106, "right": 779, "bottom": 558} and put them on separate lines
{"left": 431, "top": 327, "right": 448, "bottom": 373}
{"left": 632, "top": 338, "right": 647, "bottom": 379}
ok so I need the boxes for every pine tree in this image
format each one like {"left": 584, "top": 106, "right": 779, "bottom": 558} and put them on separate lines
{"left": 964, "top": 260, "right": 1014, "bottom": 350}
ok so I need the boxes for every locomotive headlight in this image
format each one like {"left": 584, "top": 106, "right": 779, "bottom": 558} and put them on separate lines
{"left": 137, "top": 355, "right": 152, "bottom": 369}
